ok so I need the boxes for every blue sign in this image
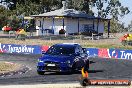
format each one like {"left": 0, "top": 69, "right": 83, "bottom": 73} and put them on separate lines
{"left": 0, "top": 43, "right": 41, "bottom": 54}
{"left": 86, "top": 48, "right": 98, "bottom": 57}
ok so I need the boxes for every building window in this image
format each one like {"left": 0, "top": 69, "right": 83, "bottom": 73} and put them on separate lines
{"left": 83, "top": 24, "right": 93, "bottom": 32}
{"left": 81, "top": 24, "right": 96, "bottom": 35}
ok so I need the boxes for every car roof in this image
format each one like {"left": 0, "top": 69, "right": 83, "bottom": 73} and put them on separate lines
{"left": 54, "top": 43, "right": 80, "bottom": 47}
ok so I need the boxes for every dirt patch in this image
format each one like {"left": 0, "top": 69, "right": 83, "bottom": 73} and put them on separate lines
{"left": 0, "top": 62, "right": 21, "bottom": 74}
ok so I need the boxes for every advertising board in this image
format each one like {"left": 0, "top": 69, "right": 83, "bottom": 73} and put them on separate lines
{"left": 0, "top": 43, "right": 132, "bottom": 60}
{"left": 0, "top": 43, "right": 41, "bottom": 54}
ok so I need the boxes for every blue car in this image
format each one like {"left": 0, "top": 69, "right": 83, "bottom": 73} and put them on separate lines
{"left": 37, "top": 43, "right": 89, "bottom": 75}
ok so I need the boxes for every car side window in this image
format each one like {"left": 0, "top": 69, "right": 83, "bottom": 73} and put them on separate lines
{"left": 75, "top": 45, "right": 83, "bottom": 54}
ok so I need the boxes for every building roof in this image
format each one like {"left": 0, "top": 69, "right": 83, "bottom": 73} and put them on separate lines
{"left": 31, "top": 8, "right": 96, "bottom": 19}
{"left": 31, "top": 1, "right": 110, "bottom": 20}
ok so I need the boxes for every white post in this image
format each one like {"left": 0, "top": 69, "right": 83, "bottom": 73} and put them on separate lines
{"left": 92, "top": 33, "right": 93, "bottom": 40}
{"left": 36, "top": 26, "right": 40, "bottom": 36}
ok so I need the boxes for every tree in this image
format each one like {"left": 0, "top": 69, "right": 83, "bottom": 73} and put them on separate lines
{"left": 128, "top": 21, "right": 132, "bottom": 32}
{"left": 2, "top": 0, "right": 62, "bottom": 13}
{"left": 66, "top": 0, "right": 130, "bottom": 21}
{"left": 98, "top": 0, "right": 130, "bottom": 21}
{"left": 0, "top": 5, "right": 11, "bottom": 28}
{"left": 0, "top": 0, "right": 130, "bottom": 33}
{"left": 8, "top": 15, "right": 22, "bottom": 31}
{"left": 104, "top": 18, "right": 125, "bottom": 33}
{"left": 2, "top": 0, "right": 130, "bottom": 20}
{"left": 0, "top": 5, "right": 6, "bottom": 27}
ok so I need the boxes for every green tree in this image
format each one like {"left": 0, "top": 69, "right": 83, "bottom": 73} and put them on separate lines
{"left": 0, "top": 5, "right": 7, "bottom": 28}
{"left": 104, "top": 18, "right": 125, "bottom": 33}
{"left": 128, "top": 21, "right": 132, "bottom": 32}
{"left": 0, "top": 5, "right": 12, "bottom": 28}
{"left": 1, "top": 0, "right": 131, "bottom": 33}
{"left": 3, "top": 0, "right": 62, "bottom": 13}
{"left": 3, "top": 0, "right": 130, "bottom": 20}
{"left": 8, "top": 15, "right": 22, "bottom": 31}
{"left": 66, "top": 0, "right": 130, "bottom": 21}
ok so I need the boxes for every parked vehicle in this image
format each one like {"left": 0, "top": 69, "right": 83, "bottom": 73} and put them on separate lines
{"left": 37, "top": 43, "right": 89, "bottom": 75}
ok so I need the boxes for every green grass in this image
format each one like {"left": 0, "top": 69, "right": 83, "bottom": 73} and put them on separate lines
{"left": 83, "top": 44, "right": 132, "bottom": 50}
{"left": 0, "top": 35, "right": 132, "bottom": 50}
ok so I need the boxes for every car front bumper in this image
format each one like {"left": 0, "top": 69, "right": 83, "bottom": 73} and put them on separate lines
{"left": 37, "top": 66, "right": 72, "bottom": 72}
{"left": 37, "top": 62, "right": 72, "bottom": 72}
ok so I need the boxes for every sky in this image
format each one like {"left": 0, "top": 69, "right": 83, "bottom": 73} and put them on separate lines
{"left": 119, "top": 0, "right": 132, "bottom": 27}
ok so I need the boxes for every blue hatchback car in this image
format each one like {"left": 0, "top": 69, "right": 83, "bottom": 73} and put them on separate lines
{"left": 37, "top": 43, "right": 89, "bottom": 75}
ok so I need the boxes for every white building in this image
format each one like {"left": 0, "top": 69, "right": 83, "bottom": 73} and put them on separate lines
{"left": 31, "top": 1, "right": 110, "bottom": 36}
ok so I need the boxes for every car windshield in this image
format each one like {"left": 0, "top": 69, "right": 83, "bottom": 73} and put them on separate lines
{"left": 46, "top": 45, "right": 75, "bottom": 55}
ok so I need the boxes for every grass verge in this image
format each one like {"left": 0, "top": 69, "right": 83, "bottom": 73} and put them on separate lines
{"left": 0, "top": 37, "right": 132, "bottom": 50}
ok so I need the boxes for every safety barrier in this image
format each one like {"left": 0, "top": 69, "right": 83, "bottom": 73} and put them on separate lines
{"left": 87, "top": 48, "right": 132, "bottom": 60}
{"left": 0, "top": 43, "right": 132, "bottom": 60}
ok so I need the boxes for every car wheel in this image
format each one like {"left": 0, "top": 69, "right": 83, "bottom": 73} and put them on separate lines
{"left": 84, "top": 60, "right": 89, "bottom": 70}
{"left": 71, "top": 63, "right": 79, "bottom": 73}
{"left": 37, "top": 71, "right": 45, "bottom": 75}
{"left": 80, "top": 78, "right": 91, "bottom": 86}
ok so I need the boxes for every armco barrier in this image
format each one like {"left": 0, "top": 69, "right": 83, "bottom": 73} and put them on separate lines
{"left": 41, "top": 45, "right": 50, "bottom": 52}
{"left": 86, "top": 48, "right": 98, "bottom": 57}
{"left": 0, "top": 43, "right": 132, "bottom": 60}
{"left": 106, "top": 48, "right": 132, "bottom": 60}
{"left": 89, "top": 48, "right": 132, "bottom": 60}
{"left": 0, "top": 43, "right": 41, "bottom": 54}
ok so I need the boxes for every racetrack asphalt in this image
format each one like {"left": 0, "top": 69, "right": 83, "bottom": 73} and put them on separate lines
{"left": 0, "top": 53, "right": 132, "bottom": 85}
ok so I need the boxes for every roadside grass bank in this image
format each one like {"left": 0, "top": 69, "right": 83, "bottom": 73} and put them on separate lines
{"left": 0, "top": 37, "right": 132, "bottom": 50}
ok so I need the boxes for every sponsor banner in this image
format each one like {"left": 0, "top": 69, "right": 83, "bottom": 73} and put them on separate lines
{"left": 98, "top": 48, "right": 132, "bottom": 60}
{"left": 0, "top": 43, "right": 41, "bottom": 54}
{"left": 86, "top": 48, "right": 132, "bottom": 60}
{"left": 108, "top": 49, "right": 132, "bottom": 60}
{"left": 86, "top": 48, "right": 98, "bottom": 57}
{"left": 0, "top": 43, "right": 132, "bottom": 60}
{"left": 98, "top": 48, "right": 109, "bottom": 58}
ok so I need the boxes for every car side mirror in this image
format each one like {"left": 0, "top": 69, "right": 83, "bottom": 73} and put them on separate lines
{"left": 82, "top": 48, "right": 87, "bottom": 53}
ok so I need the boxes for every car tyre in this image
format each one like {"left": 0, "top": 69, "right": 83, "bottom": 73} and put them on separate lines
{"left": 80, "top": 78, "right": 91, "bottom": 86}
{"left": 71, "top": 63, "right": 79, "bottom": 73}
{"left": 37, "top": 71, "right": 45, "bottom": 75}
{"left": 84, "top": 60, "right": 89, "bottom": 70}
